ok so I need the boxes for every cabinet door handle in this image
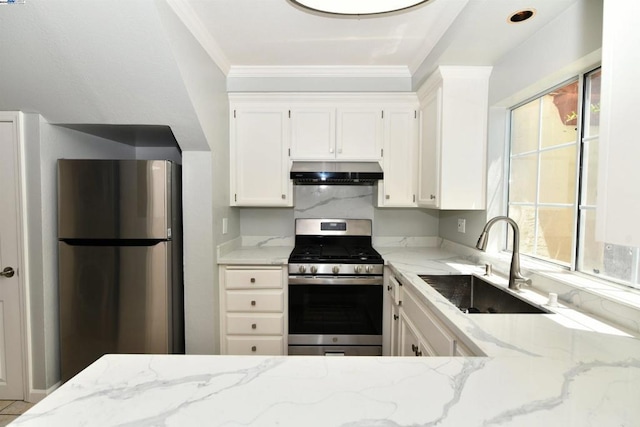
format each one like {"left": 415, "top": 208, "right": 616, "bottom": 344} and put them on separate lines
{"left": 281, "top": 194, "right": 286, "bottom": 199}
{"left": 387, "top": 285, "right": 392, "bottom": 291}
{"left": 385, "top": 195, "right": 390, "bottom": 200}
{"left": 430, "top": 194, "right": 436, "bottom": 200}
{"left": 250, "top": 300, "right": 256, "bottom": 306}
{"left": 251, "top": 346, "right": 257, "bottom": 352}
{"left": 250, "top": 278, "right": 256, "bottom": 283}
{"left": 251, "top": 323, "right": 257, "bottom": 329}
{"left": 415, "top": 350, "right": 422, "bottom": 357}
{"left": 411, "top": 344, "right": 417, "bottom": 352}
{"left": 393, "top": 314, "right": 399, "bottom": 320}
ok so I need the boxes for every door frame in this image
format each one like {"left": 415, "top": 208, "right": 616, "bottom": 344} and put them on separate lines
{"left": 1, "top": 111, "right": 31, "bottom": 401}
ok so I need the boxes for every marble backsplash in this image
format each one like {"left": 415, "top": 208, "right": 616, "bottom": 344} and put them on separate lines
{"left": 239, "top": 185, "right": 439, "bottom": 238}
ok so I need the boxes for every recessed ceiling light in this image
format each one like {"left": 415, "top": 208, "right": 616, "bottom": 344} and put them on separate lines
{"left": 509, "top": 9, "right": 536, "bottom": 23}
{"left": 289, "top": 0, "right": 432, "bottom": 16}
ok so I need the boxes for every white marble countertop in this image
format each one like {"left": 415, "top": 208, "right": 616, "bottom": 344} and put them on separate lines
{"left": 13, "top": 354, "right": 640, "bottom": 426}
{"left": 16, "top": 244, "right": 640, "bottom": 426}
{"left": 217, "top": 245, "right": 293, "bottom": 265}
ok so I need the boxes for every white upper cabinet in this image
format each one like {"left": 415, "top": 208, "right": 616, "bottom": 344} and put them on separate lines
{"left": 335, "top": 106, "right": 384, "bottom": 160}
{"left": 290, "top": 106, "right": 336, "bottom": 160}
{"left": 417, "top": 66, "right": 492, "bottom": 210}
{"left": 377, "top": 105, "right": 419, "bottom": 207}
{"left": 597, "top": 1, "right": 640, "bottom": 247}
{"left": 290, "top": 102, "right": 384, "bottom": 161}
{"left": 230, "top": 103, "right": 292, "bottom": 207}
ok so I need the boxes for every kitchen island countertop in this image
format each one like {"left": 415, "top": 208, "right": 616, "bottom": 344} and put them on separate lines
{"left": 12, "top": 353, "right": 640, "bottom": 427}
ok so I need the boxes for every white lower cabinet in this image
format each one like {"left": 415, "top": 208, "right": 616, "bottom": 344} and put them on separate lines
{"left": 220, "top": 265, "right": 287, "bottom": 355}
{"left": 393, "top": 273, "right": 475, "bottom": 357}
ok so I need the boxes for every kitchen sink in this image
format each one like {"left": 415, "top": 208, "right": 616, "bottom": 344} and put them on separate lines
{"left": 419, "top": 275, "right": 550, "bottom": 314}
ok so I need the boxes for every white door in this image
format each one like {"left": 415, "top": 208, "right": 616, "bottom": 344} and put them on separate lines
{"left": 0, "top": 116, "right": 25, "bottom": 399}
{"left": 290, "top": 107, "right": 336, "bottom": 160}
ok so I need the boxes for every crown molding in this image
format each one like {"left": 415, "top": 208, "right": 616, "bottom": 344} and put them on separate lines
{"left": 227, "top": 65, "right": 412, "bottom": 79}
{"left": 165, "top": 0, "right": 231, "bottom": 75}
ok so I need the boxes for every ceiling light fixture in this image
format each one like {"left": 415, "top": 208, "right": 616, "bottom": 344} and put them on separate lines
{"left": 289, "top": 0, "right": 432, "bottom": 16}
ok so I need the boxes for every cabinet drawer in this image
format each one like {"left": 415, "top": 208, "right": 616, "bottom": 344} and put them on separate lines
{"left": 402, "top": 288, "right": 454, "bottom": 356}
{"left": 226, "top": 313, "right": 284, "bottom": 335}
{"left": 225, "top": 290, "right": 284, "bottom": 312}
{"left": 225, "top": 268, "right": 283, "bottom": 289}
{"left": 226, "top": 336, "right": 284, "bottom": 355}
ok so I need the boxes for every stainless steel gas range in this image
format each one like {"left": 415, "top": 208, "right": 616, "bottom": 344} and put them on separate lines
{"left": 288, "top": 219, "right": 383, "bottom": 356}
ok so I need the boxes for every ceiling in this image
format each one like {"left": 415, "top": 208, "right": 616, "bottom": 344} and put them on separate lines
{"left": 177, "top": 0, "right": 579, "bottom": 74}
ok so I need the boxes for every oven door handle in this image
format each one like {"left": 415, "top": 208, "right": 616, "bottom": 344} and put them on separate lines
{"left": 288, "top": 277, "right": 383, "bottom": 285}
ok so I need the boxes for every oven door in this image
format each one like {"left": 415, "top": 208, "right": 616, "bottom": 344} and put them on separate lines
{"left": 288, "top": 277, "right": 383, "bottom": 355}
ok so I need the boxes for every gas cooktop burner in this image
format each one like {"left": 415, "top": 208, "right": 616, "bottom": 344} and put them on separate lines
{"left": 288, "top": 219, "right": 384, "bottom": 275}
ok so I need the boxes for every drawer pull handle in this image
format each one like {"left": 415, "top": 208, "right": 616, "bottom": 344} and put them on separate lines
{"left": 251, "top": 323, "right": 257, "bottom": 329}
{"left": 250, "top": 278, "right": 256, "bottom": 283}
{"left": 251, "top": 346, "right": 257, "bottom": 352}
{"left": 251, "top": 300, "right": 256, "bottom": 306}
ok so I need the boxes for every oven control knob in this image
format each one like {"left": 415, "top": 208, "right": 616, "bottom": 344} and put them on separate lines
{"left": 298, "top": 265, "right": 306, "bottom": 274}
{"left": 365, "top": 265, "right": 373, "bottom": 273}
{"left": 354, "top": 265, "right": 363, "bottom": 274}
{"left": 332, "top": 266, "right": 340, "bottom": 275}
{"left": 310, "top": 265, "right": 318, "bottom": 275}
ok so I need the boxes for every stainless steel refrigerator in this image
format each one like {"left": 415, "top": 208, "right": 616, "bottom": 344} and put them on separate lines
{"left": 57, "top": 159, "right": 184, "bottom": 382}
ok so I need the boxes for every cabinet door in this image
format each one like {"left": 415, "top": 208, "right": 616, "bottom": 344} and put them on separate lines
{"left": 336, "top": 107, "right": 383, "bottom": 160}
{"left": 290, "top": 107, "right": 336, "bottom": 160}
{"left": 378, "top": 108, "right": 418, "bottom": 207}
{"left": 417, "top": 87, "right": 440, "bottom": 208}
{"left": 231, "top": 107, "right": 292, "bottom": 206}
{"left": 399, "top": 314, "right": 420, "bottom": 357}
{"left": 390, "top": 304, "right": 400, "bottom": 356}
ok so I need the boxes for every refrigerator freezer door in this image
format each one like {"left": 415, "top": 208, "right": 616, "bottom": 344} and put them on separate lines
{"left": 58, "top": 160, "right": 172, "bottom": 240}
{"left": 58, "top": 241, "right": 179, "bottom": 382}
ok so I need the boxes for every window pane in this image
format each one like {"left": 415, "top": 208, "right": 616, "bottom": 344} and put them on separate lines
{"left": 541, "top": 81, "right": 579, "bottom": 148}
{"left": 584, "top": 70, "right": 601, "bottom": 137}
{"left": 509, "top": 154, "right": 538, "bottom": 203}
{"left": 511, "top": 100, "right": 540, "bottom": 155}
{"left": 539, "top": 146, "right": 576, "bottom": 204}
{"left": 537, "top": 207, "right": 573, "bottom": 265}
{"left": 578, "top": 210, "right": 639, "bottom": 287}
{"left": 507, "top": 205, "right": 536, "bottom": 255}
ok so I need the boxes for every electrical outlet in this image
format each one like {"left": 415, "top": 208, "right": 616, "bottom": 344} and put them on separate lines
{"left": 457, "top": 218, "right": 466, "bottom": 233}
{"left": 222, "top": 217, "right": 228, "bottom": 235}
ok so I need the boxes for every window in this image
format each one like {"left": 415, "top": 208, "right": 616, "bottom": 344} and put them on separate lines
{"left": 508, "top": 68, "right": 640, "bottom": 289}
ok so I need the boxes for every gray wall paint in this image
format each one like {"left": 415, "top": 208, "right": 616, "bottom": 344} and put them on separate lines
{"left": 438, "top": 210, "right": 487, "bottom": 248}
{"left": 227, "top": 76, "right": 412, "bottom": 93}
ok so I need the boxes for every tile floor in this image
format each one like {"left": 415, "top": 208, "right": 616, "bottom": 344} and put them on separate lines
{"left": 0, "top": 401, "right": 34, "bottom": 426}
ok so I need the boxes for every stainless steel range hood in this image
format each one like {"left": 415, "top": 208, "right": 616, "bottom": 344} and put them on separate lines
{"left": 290, "top": 161, "right": 383, "bottom": 185}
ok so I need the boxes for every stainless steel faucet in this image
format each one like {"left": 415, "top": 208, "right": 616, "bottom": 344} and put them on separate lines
{"left": 476, "top": 216, "right": 531, "bottom": 290}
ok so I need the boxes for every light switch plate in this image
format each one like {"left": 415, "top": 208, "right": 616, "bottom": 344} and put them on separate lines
{"left": 457, "top": 218, "right": 466, "bottom": 233}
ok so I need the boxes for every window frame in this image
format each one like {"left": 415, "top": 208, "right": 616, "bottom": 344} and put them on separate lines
{"left": 506, "top": 75, "right": 584, "bottom": 269}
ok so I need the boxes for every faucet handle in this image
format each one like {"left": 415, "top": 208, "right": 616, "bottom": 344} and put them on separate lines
{"left": 513, "top": 277, "right": 532, "bottom": 289}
